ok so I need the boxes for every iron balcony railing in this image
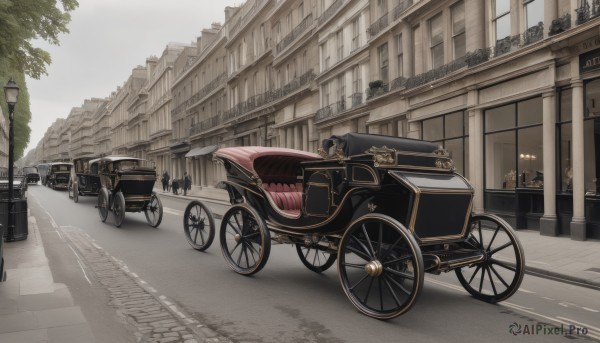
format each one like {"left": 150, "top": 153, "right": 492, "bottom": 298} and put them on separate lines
{"left": 171, "top": 72, "right": 227, "bottom": 117}
{"left": 575, "top": 1, "right": 600, "bottom": 25}
{"left": 548, "top": 13, "right": 571, "bottom": 36}
{"left": 276, "top": 14, "right": 313, "bottom": 54}
{"left": 222, "top": 69, "right": 315, "bottom": 123}
{"left": 350, "top": 92, "right": 363, "bottom": 108}
{"left": 393, "top": 0, "right": 413, "bottom": 21}
{"left": 367, "top": 12, "right": 389, "bottom": 38}
{"left": 318, "top": 0, "right": 344, "bottom": 26}
{"left": 315, "top": 100, "right": 346, "bottom": 122}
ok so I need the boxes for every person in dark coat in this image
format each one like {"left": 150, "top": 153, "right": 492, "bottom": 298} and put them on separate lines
{"left": 172, "top": 177, "right": 179, "bottom": 195}
{"left": 183, "top": 172, "right": 191, "bottom": 196}
{"left": 162, "top": 171, "right": 170, "bottom": 192}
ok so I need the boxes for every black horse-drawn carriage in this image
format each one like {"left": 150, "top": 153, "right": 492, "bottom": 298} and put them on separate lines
{"left": 46, "top": 162, "right": 72, "bottom": 190}
{"left": 68, "top": 157, "right": 101, "bottom": 203}
{"left": 95, "top": 156, "right": 162, "bottom": 228}
{"left": 184, "top": 133, "right": 525, "bottom": 319}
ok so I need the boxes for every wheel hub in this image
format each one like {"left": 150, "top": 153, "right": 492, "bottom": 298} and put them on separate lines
{"left": 364, "top": 260, "right": 383, "bottom": 277}
{"left": 234, "top": 233, "right": 242, "bottom": 243}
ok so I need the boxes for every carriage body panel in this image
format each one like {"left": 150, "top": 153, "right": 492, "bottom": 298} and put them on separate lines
{"left": 47, "top": 162, "right": 72, "bottom": 189}
{"left": 71, "top": 157, "right": 101, "bottom": 196}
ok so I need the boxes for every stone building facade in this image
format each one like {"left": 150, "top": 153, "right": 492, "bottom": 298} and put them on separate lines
{"left": 28, "top": 0, "right": 600, "bottom": 240}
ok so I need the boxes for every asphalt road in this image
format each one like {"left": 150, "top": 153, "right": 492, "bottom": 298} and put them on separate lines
{"left": 28, "top": 185, "right": 600, "bottom": 343}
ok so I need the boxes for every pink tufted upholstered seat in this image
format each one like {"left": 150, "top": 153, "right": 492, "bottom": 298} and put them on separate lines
{"left": 262, "top": 182, "right": 303, "bottom": 214}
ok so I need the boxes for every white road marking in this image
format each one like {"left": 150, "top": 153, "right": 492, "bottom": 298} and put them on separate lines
{"left": 65, "top": 242, "right": 92, "bottom": 285}
{"left": 556, "top": 316, "right": 600, "bottom": 333}
{"left": 542, "top": 296, "right": 556, "bottom": 301}
{"left": 583, "top": 307, "right": 600, "bottom": 313}
{"left": 518, "top": 288, "right": 535, "bottom": 293}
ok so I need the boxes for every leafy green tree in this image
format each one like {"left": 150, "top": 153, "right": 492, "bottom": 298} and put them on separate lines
{"left": 0, "top": 0, "right": 79, "bottom": 79}
{"left": 0, "top": 0, "right": 78, "bottom": 159}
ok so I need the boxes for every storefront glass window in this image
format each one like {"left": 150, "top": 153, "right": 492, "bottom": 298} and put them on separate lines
{"left": 517, "top": 97, "right": 543, "bottom": 126}
{"left": 423, "top": 116, "right": 443, "bottom": 141}
{"left": 422, "top": 111, "right": 469, "bottom": 178}
{"left": 558, "top": 80, "right": 600, "bottom": 195}
{"left": 484, "top": 97, "right": 543, "bottom": 190}
{"left": 517, "top": 126, "right": 543, "bottom": 187}
{"left": 485, "top": 103, "right": 515, "bottom": 131}
{"left": 486, "top": 131, "right": 516, "bottom": 189}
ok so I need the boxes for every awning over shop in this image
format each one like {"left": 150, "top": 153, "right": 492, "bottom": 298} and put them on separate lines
{"left": 185, "top": 145, "right": 218, "bottom": 158}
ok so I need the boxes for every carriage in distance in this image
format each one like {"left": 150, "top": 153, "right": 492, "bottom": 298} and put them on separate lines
{"left": 183, "top": 133, "right": 525, "bottom": 319}
{"left": 95, "top": 156, "right": 163, "bottom": 228}
{"left": 68, "top": 157, "right": 101, "bottom": 203}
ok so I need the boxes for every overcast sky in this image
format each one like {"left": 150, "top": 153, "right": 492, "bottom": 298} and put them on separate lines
{"left": 24, "top": 0, "right": 238, "bottom": 155}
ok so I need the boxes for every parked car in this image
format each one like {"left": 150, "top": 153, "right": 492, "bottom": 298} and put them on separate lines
{"left": 46, "top": 162, "right": 72, "bottom": 190}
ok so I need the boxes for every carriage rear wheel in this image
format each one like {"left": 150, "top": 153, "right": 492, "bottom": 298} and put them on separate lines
{"left": 184, "top": 201, "right": 215, "bottom": 251}
{"left": 73, "top": 182, "right": 79, "bottom": 203}
{"left": 338, "top": 214, "right": 424, "bottom": 319}
{"left": 219, "top": 204, "right": 271, "bottom": 276}
{"left": 296, "top": 236, "right": 336, "bottom": 273}
{"left": 113, "top": 191, "right": 125, "bottom": 227}
{"left": 98, "top": 188, "right": 109, "bottom": 222}
{"left": 144, "top": 192, "right": 163, "bottom": 228}
{"left": 455, "top": 213, "right": 525, "bottom": 303}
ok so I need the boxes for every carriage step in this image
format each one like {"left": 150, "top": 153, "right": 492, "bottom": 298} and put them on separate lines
{"left": 422, "top": 250, "right": 485, "bottom": 273}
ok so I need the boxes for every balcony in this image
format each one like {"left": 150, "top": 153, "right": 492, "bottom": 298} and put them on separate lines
{"left": 318, "top": 0, "right": 344, "bottom": 27}
{"left": 548, "top": 13, "right": 571, "bottom": 36}
{"left": 222, "top": 69, "right": 315, "bottom": 123}
{"left": 189, "top": 113, "right": 222, "bottom": 136}
{"left": 575, "top": 1, "right": 600, "bottom": 25}
{"left": 367, "top": 12, "right": 389, "bottom": 38}
{"left": 315, "top": 100, "right": 346, "bottom": 123}
{"left": 172, "top": 73, "right": 227, "bottom": 118}
{"left": 276, "top": 14, "right": 313, "bottom": 54}
{"left": 392, "top": 0, "right": 413, "bottom": 21}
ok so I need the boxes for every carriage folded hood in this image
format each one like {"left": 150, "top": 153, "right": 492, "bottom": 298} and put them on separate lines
{"left": 322, "top": 133, "right": 440, "bottom": 157}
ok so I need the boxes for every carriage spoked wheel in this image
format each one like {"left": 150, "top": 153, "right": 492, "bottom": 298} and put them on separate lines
{"left": 337, "top": 214, "right": 424, "bottom": 320}
{"left": 73, "top": 182, "right": 79, "bottom": 203}
{"left": 183, "top": 201, "right": 215, "bottom": 251}
{"left": 112, "top": 192, "right": 126, "bottom": 228}
{"left": 97, "top": 188, "right": 109, "bottom": 222}
{"left": 296, "top": 235, "right": 336, "bottom": 273}
{"left": 455, "top": 213, "right": 525, "bottom": 303}
{"left": 144, "top": 192, "right": 163, "bottom": 228}
{"left": 219, "top": 204, "right": 271, "bottom": 276}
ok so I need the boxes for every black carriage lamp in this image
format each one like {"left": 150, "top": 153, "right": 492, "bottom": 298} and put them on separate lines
{"left": 4, "top": 78, "right": 20, "bottom": 241}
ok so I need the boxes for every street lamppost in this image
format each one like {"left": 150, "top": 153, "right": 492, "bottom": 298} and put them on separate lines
{"left": 4, "top": 78, "right": 20, "bottom": 241}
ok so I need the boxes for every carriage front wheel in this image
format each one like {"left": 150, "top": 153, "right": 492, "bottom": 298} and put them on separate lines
{"left": 184, "top": 201, "right": 215, "bottom": 251}
{"left": 455, "top": 213, "right": 525, "bottom": 303}
{"left": 296, "top": 235, "right": 336, "bottom": 273}
{"left": 219, "top": 204, "right": 271, "bottom": 276}
{"left": 97, "top": 188, "right": 109, "bottom": 222}
{"left": 144, "top": 192, "right": 163, "bottom": 228}
{"left": 113, "top": 191, "right": 126, "bottom": 228}
{"left": 338, "top": 214, "right": 424, "bottom": 319}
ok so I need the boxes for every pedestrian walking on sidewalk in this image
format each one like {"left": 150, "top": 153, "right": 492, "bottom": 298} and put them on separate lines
{"left": 161, "top": 171, "right": 170, "bottom": 192}
{"left": 183, "top": 172, "right": 191, "bottom": 196}
{"left": 172, "top": 177, "right": 179, "bottom": 195}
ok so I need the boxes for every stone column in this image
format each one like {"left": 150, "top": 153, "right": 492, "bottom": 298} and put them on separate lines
{"left": 540, "top": 90, "right": 558, "bottom": 235}
{"left": 465, "top": 0, "right": 485, "bottom": 51}
{"left": 401, "top": 24, "right": 412, "bottom": 78}
{"left": 293, "top": 125, "right": 301, "bottom": 150}
{"left": 468, "top": 108, "right": 484, "bottom": 213}
{"left": 571, "top": 78, "right": 587, "bottom": 240}
{"left": 544, "top": 0, "right": 558, "bottom": 39}
{"left": 302, "top": 124, "right": 308, "bottom": 151}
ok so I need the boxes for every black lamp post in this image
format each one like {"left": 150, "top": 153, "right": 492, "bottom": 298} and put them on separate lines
{"left": 4, "top": 78, "right": 20, "bottom": 242}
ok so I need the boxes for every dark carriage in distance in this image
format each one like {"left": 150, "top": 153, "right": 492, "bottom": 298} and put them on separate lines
{"left": 95, "top": 156, "right": 162, "bottom": 228}
{"left": 68, "top": 157, "right": 101, "bottom": 203}
{"left": 46, "top": 162, "right": 72, "bottom": 190}
{"left": 22, "top": 166, "right": 40, "bottom": 184}
{"left": 183, "top": 133, "right": 525, "bottom": 319}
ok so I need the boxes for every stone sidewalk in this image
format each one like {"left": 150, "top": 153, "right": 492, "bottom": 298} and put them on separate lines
{"left": 0, "top": 213, "right": 230, "bottom": 343}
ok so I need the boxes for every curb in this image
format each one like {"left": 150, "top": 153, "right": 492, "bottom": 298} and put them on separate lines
{"left": 524, "top": 265, "right": 600, "bottom": 291}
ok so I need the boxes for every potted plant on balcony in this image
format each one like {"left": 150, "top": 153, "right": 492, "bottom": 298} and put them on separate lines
{"left": 367, "top": 80, "right": 387, "bottom": 99}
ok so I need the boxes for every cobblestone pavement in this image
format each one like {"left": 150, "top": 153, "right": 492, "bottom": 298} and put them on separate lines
{"left": 59, "top": 227, "right": 232, "bottom": 343}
